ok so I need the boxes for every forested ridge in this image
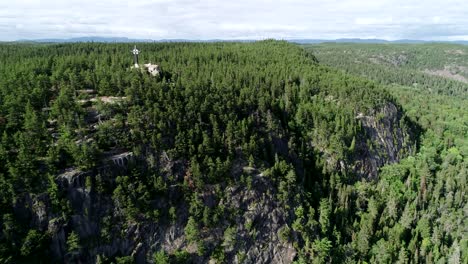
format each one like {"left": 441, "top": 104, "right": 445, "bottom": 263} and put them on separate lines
{"left": 308, "top": 43, "right": 467, "bottom": 263}
{"left": 0, "top": 41, "right": 464, "bottom": 263}
{"left": 307, "top": 43, "right": 468, "bottom": 98}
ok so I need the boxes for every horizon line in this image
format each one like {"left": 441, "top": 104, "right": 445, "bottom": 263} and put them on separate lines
{"left": 3, "top": 36, "right": 468, "bottom": 44}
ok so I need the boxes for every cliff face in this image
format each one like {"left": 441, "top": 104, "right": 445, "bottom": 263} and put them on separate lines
{"left": 22, "top": 163, "right": 297, "bottom": 263}
{"left": 13, "top": 100, "right": 414, "bottom": 263}
{"left": 352, "top": 102, "right": 414, "bottom": 179}
{"left": 17, "top": 101, "right": 414, "bottom": 263}
{"left": 308, "top": 101, "right": 414, "bottom": 181}
{"left": 322, "top": 102, "right": 414, "bottom": 180}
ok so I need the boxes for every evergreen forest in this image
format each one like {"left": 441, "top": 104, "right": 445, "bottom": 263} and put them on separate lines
{"left": 0, "top": 40, "right": 466, "bottom": 263}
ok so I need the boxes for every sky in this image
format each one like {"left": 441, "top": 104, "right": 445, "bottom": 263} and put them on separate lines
{"left": 1, "top": 0, "right": 468, "bottom": 41}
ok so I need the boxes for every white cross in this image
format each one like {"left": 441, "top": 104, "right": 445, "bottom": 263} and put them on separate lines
{"left": 132, "top": 45, "right": 139, "bottom": 55}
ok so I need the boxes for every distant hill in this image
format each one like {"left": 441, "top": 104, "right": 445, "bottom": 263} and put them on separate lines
{"left": 306, "top": 42, "right": 468, "bottom": 97}
{"left": 11, "top": 36, "right": 468, "bottom": 45}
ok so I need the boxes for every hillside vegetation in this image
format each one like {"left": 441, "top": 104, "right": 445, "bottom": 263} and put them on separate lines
{"left": 0, "top": 41, "right": 464, "bottom": 263}
{"left": 307, "top": 43, "right": 467, "bottom": 263}
{"left": 307, "top": 43, "right": 468, "bottom": 98}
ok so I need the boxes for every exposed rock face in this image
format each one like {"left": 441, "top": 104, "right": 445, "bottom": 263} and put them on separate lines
{"left": 368, "top": 53, "right": 409, "bottom": 66}
{"left": 224, "top": 176, "right": 297, "bottom": 263}
{"left": 423, "top": 66, "right": 468, "bottom": 84}
{"left": 311, "top": 101, "right": 413, "bottom": 180}
{"left": 27, "top": 162, "right": 296, "bottom": 263}
{"left": 18, "top": 97, "right": 412, "bottom": 262}
{"left": 144, "top": 63, "right": 161, "bottom": 76}
{"left": 103, "top": 151, "right": 134, "bottom": 167}
{"left": 77, "top": 96, "right": 127, "bottom": 105}
{"left": 353, "top": 102, "right": 413, "bottom": 179}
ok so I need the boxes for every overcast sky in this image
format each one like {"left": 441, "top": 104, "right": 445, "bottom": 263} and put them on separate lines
{"left": 1, "top": 0, "right": 468, "bottom": 41}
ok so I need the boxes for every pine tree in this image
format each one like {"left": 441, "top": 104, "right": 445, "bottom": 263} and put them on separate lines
{"left": 67, "top": 231, "right": 80, "bottom": 253}
{"left": 184, "top": 216, "right": 199, "bottom": 243}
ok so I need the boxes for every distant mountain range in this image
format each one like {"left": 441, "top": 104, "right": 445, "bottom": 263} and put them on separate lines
{"left": 10, "top": 36, "right": 468, "bottom": 45}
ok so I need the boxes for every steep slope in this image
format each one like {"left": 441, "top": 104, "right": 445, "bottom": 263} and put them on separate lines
{"left": 305, "top": 43, "right": 468, "bottom": 264}
{"left": 0, "top": 41, "right": 415, "bottom": 263}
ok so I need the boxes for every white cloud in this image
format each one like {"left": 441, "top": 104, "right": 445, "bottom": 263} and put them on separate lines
{"left": 355, "top": 17, "right": 394, "bottom": 26}
{"left": 0, "top": 0, "right": 467, "bottom": 40}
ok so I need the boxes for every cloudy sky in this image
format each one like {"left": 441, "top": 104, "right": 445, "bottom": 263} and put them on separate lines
{"left": 1, "top": 0, "right": 468, "bottom": 41}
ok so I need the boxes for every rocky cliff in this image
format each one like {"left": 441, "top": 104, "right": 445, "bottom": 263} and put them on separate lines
{"left": 306, "top": 100, "right": 414, "bottom": 181}
{"left": 21, "top": 160, "right": 297, "bottom": 263}
{"left": 14, "top": 100, "right": 416, "bottom": 263}
{"left": 352, "top": 102, "right": 414, "bottom": 179}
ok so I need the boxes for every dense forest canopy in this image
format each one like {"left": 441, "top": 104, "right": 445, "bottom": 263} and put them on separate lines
{"left": 306, "top": 43, "right": 468, "bottom": 98}
{"left": 0, "top": 41, "right": 465, "bottom": 263}
{"left": 307, "top": 42, "right": 467, "bottom": 263}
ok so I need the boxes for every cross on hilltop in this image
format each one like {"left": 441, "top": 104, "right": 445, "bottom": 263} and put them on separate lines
{"left": 132, "top": 45, "right": 140, "bottom": 68}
